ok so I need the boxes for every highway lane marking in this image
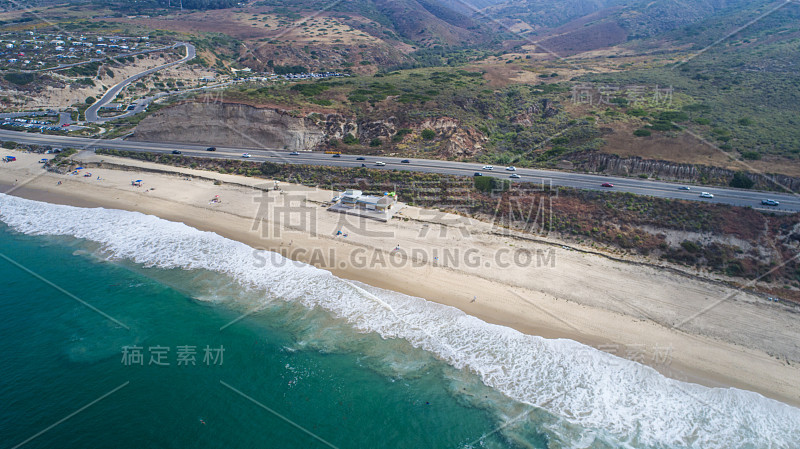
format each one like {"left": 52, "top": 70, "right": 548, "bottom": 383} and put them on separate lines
{"left": 1, "top": 131, "right": 798, "bottom": 208}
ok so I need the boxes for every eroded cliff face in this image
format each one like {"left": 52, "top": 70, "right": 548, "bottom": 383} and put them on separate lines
{"left": 132, "top": 102, "right": 327, "bottom": 150}
{"left": 132, "top": 102, "right": 487, "bottom": 157}
{"left": 570, "top": 152, "right": 800, "bottom": 191}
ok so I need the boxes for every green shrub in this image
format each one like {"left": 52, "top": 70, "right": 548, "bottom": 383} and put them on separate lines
{"left": 4, "top": 72, "right": 35, "bottom": 85}
{"left": 633, "top": 128, "right": 651, "bottom": 137}
{"left": 649, "top": 121, "right": 675, "bottom": 131}
{"left": 657, "top": 111, "right": 689, "bottom": 122}
{"left": 290, "top": 83, "right": 329, "bottom": 96}
{"left": 474, "top": 176, "right": 510, "bottom": 193}
{"left": 421, "top": 129, "right": 436, "bottom": 140}
{"left": 741, "top": 151, "right": 761, "bottom": 160}
{"left": 729, "top": 171, "right": 754, "bottom": 189}
{"left": 85, "top": 96, "right": 96, "bottom": 104}
{"left": 681, "top": 240, "right": 701, "bottom": 253}
{"left": 369, "top": 138, "right": 382, "bottom": 147}
{"left": 342, "top": 133, "right": 359, "bottom": 145}
{"left": 392, "top": 128, "right": 412, "bottom": 142}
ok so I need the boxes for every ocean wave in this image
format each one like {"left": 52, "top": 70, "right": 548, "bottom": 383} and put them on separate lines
{"left": 2, "top": 193, "right": 798, "bottom": 448}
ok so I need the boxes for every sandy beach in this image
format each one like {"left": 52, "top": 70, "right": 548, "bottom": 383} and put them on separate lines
{"left": 2, "top": 148, "right": 799, "bottom": 407}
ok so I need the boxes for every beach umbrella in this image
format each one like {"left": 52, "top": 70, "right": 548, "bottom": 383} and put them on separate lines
{"left": 135, "top": 180, "right": 143, "bottom": 182}
{"left": 75, "top": 166, "right": 83, "bottom": 170}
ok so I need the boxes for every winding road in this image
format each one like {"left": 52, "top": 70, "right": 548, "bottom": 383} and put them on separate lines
{"left": 0, "top": 129, "right": 797, "bottom": 212}
{"left": 84, "top": 43, "right": 196, "bottom": 123}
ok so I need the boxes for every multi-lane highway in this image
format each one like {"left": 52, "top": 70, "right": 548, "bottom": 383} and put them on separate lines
{"left": 0, "top": 129, "right": 797, "bottom": 212}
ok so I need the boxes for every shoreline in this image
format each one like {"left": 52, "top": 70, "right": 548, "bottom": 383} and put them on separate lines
{"left": 2, "top": 150, "right": 799, "bottom": 408}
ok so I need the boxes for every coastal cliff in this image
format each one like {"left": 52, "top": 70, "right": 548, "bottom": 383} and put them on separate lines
{"left": 131, "top": 102, "right": 327, "bottom": 150}
{"left": 131, "top": 102, "right": 486, "bottom": 156}
{"left": 569, "top": 152, "right": 800, "bottom": 192}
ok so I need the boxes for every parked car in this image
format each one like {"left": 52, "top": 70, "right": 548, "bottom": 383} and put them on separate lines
{"left": 242, "top": 153, "right": 251, "bottom": 158}
{"left": 206, "top": 147, "right": 216, "bottom": 151}
{"left": 482, "top": 165, "right": 494, "bottom": 170}
{"left": 761, "top": 199, "right": 780, "bottom": 206}
{"left": 289, "top": 151, "right": 300, "bottom": 155}
{"left": 375, "top": 161, "right": 386, "bottom": 166}
{"left": 356, "top": 157, "right": 365, "bottom": 160}
{"left": 601, "top": 182, "right": 614, "bottom": 187}
{"left": 510, "top": 174, "right": 521, "bottom": 179}
{"left": 678, "top": 186, "right": 691, "bottom": 190}
{"left": 171, "top": 150, "right": 182, "bottom": 154}
{"left": 699, "top": 192, "right": 714, "bottom": 198}
{"left": 505, "top": 166, "right": 516, "bottom": 171}
{"left": 401, "top": 159, "right": 410, "bottom": 163}
{"left": 474, "top": 172, "right": 483, "bottom": 176}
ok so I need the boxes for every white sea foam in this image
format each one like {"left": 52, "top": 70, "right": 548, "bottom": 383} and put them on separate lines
{"left": 2, "top": 193, "right": 799, "bottom": 448}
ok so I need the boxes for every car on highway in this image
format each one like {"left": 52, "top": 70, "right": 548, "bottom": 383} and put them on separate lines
{"left": 510, "top": 174, "right": 521, "bottom": 179}
{"left": 505, "top": 166, "right": 516, "bottom": 171}
{"left": 332, "top": 153, "right": 341, "bottom": 158}
{"left": 61, "top": 123, "right": 70, "bottom": 127}
{"left": 242, "top": 153, "right": 251, "bottom": 158}
{"left": 375, "top": 161, "right": 386, "bottom": 166}
{"left": 601, "top": 182, "right": 614, "bottom": 187}
{"left": 289, "top": 151, "right": 300, "bottom": 156}
{"left": 356, "top": 157, "right": 365, "bottom": 160}
{"left": 482, "top": 165, "right": 494, "bottom": 170}
{"left": 401, "top": 159, "right": 410, "bottom": 163}
{"left": 171, "top": 150, "right": 182, "bottom": 154}
{"left": 474, "top": 172, "right": 483, "bottom": 176}
{"left": 700, "top": 192, "right": 714, "bottom": 198}
{"left": 206, "top": 147, "right": 216, "bottom": 151}
{"left": 678, "top": 186, "right": 691, "bottom": 190}
{"left": 761, "top": 199, "right": 780, "bottom": 206}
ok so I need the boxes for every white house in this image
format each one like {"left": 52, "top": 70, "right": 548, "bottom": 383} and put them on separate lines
{"left": 341, "top": 189, "right": 363, "bottom": 204}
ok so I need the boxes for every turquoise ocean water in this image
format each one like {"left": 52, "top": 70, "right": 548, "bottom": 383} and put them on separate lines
{"left": 1, "top": 193, "right": 799, "bottom": 449}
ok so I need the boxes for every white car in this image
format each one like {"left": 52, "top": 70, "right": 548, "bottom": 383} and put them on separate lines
{"left": 510, "top": 174, "right": 521, "bottom": 179}
{"left": 331, "top": 196, "right": 341, "bottom": 202}
{"left": 482, "top": 165, "right": 494, "bottom": 170}
{"left": 505, "top": 166, "right": 516, "bottom": 171}
{"left": 242, "top": 153, "right": 251, "bottom": 158}
{"left": 699, "top": 192, "right": 714, "bottom": 198}
{"left": 375, "top": 161, "right": 386, "bottom": 166}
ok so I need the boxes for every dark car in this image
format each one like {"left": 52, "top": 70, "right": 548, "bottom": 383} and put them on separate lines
{"left": 401, "top": 159, "right": 410, "bottom": 163}
{"left": 206, "top": 147, "right": 216, "bottom": 151}
{"left": 289, "top": 151, "right": 300, "bottom": 156}
{"left": 356, "top": 157, "right": 365, "bottom": 161}
{"left": 172, "top": 150, "right": 182, "bottom": 155}
{"left": 332, "top": 154, "right": 341, "bottom": 158}
{"left": 474, "top": 172, "right": 483, "bottom": 176}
